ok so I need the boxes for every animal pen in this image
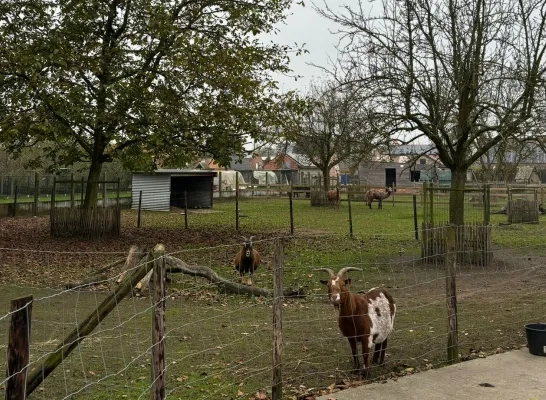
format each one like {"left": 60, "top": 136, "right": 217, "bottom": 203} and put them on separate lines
{"left": 50, "top": 178, "right": 122, "bottom": 238}
{"left": 420, "top": 183, "right": 493, "bottom": 266}
{"left": 2, "top": 231, "right": 545, "bottom": 399}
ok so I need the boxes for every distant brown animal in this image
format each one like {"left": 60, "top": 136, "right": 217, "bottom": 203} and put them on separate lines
{"left": 365, "top": 187, "right": 393, "bottom": 209}
{"left": 327, "top": 187, "right": 340, "bottom": 208}
{"left": 234, "top": 236, "right": 261, "bottom": 285}
{"left": 316, "top": 267, "right": 396, "bottom": 377}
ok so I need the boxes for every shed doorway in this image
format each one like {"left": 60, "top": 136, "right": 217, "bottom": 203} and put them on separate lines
{"left": 170, "top": 176, "right": 213, "bottom": 208}
{"left": 385, "top": 168, "right": 396, "bottom": 189}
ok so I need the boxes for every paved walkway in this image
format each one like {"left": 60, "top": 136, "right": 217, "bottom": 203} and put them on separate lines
{"left": 317, "top": 349, "right": 545, "bottom": 400}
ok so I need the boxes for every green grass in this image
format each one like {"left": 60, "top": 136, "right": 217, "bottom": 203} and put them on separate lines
{"left": 1, "top": 195, "right": 545, "bottom": 399}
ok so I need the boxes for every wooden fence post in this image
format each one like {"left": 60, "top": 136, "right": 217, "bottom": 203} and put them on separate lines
{"left": 423, "top": 182, "right": 428, "bottom": 224}
{"left": 6, "top": 295, "right": 33, "bottom": 400}
{"left": 272, "top": 239, "right": 284, "bottom": 400}
{"left": 184, "top": 191, "right": 188, "bottom": 229}
{"left": 236, "top": 173, "right": 240, "bottom": 231}
{"left": 137, "top": 191, "right": 143, "bottom": 228}
{"left": 266, "top": 171, "right": 270, "bottom": 199}
{"left": 70, "top": 173, "right": 75, "bottom": 208}
{"left": 289, "top": 186, "right": 294, "bottom": 235}
{"left": 413, "top": 194, "right": 419, "bottom": 240}
{"left": 116, "top": 178, "right": 121, "bottom": 208}
{"left": 34, "top": 172, "right": 39, "bottom": 217}
{"left": 484, "top": 184, "right": 491, "bottom": 225}
{"left": 80, "top": 178, "right": 84, "bottom": 205}
{"left": 446, "top": 225, "right": 459, "bottom": 364}
{"left": 102, "top": 173, "right": 107, "bottom": 206}
{"left": 218, "top": 171, "right": 222, "bottom": 199}
{"left": 151, "top": 244, "right": 167, "bottom": 400}
{"left": 429, "top": 182, "right": 434, "bottom": 225}
{"left": 12, "top": 185, "right": 18, "bottom": 217}
{"left": 348, "top": 191, "right": 353, "bottom": 238}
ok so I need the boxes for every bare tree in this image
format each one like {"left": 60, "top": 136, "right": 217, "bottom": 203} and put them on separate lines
{"left": 318, "top": 0, "right": 546, "bottom": 224}
{"left": 287, "top": 80, "right": 381, "bottom": 191}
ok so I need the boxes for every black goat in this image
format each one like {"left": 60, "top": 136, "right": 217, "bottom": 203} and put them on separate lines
{"left": 234, "top": 236, "right": 261, "bottom": 285}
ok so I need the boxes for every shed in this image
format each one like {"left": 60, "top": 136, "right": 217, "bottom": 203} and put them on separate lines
{"left": 132, "top": 169, "right": 217, "bottom": 212}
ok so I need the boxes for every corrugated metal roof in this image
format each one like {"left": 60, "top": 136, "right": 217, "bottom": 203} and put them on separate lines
{"left": 131, "top": 174, "right": 171, "bottom": 212}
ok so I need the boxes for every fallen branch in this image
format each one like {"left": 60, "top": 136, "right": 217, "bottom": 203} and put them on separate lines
{"left": 165, "top": 255, "right": 305, "bottom": 298}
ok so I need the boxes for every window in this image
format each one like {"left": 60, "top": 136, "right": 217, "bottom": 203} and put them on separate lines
{"left": 419, "top": 159, "right": 427, "bottom": 165}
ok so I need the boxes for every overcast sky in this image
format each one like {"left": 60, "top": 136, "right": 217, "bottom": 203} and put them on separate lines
{"left": 262, "top": 1, "right": 357, "bottom": 93}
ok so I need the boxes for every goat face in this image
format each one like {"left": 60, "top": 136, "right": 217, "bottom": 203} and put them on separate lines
{"left": 320, "top": 276, "right": 351, "bottom": 307}
{"left": 241, "top": 236, "right": 255, "bottom": 258}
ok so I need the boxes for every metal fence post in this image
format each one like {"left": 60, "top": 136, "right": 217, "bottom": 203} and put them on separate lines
{"left": 137, "top": 191, "right": 143, "bottom": 228}
{"left": 272, "top": 238, "right": 284, "bottom": 400}
{"left": 12, "top": 185, "right": 18, "bottom": 217}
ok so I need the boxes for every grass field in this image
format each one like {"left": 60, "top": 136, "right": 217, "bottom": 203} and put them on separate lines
{"left": 0, "top": 195, "right": 545, "bottom": 399}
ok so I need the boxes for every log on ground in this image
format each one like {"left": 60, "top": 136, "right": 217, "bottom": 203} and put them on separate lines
{"left": 165, "top": 256, "right": 305, "bottom": 298}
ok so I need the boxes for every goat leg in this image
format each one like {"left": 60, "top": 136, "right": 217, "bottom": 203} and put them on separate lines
{"left": 379, "top": 338, "right": 388, "bottom": 365}
{"left": 372, "top": 342, "right": 381, "bottom": 364}
{"left": 360, "top": 336, "right": 371, "bottom": 378}
{"left": 348, "top": 337, "right": 360, "bottom": 374}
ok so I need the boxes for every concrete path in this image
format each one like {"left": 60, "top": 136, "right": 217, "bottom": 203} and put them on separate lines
{"left": 317, "top": 349, "right": 546, "bottom": 400}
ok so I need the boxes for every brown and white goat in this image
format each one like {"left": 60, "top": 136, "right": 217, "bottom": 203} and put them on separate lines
{"left": 234, "top": 236, "right": 261, "bottom": 285}
{"left": 317, "top": 267, "right": 396, "bottom": 377}
{"left": 327, "top": 187, "right": 340, "bottom": 208}
{"left": 365, "top": 187, "right": 393, "bottom": 209}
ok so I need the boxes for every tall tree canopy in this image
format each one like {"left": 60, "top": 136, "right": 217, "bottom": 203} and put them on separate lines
{"left": 286, "top": 80, "right": 381, "bottom": 190}
{"left": 0, "top": 0, "right": 304, "bottom": 207}
{"left": 319, "top": 0, "right": 546, "bottom": 224}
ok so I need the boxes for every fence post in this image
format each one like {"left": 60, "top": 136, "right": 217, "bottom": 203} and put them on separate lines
{"left": 34, "top": 172, "right": 39, "bottom": 217}
{"left": 12, "top": 185, "right": 18, "bottom": 217}
{"left": 540, "top": 182, "right": 544, "bottom": 205}
{"left": 151, "top": 244, "right": 166, "bottom": 400}
{"left": 137, "top": 191, "right": 143, "bottom": 228}
{"left": 102, "top": 173, "right": 107, "bottom": 207}
{"left": 413, "top": 194, "right": 419, "bottom": 240}
{"left": 218, "top": 171, "right": 222, "bottom": 199}
{"left": 70, "top": 173, "right": 75, "bottom": 208}
{"left": 422, "top": 182, "right": 428, "bottom": 224}
{"left": 184, "top": 191, "right": 188, "bottom": 229}
{"left": 272, "top": 239, "right": 284, "bottom": 400}
{"left": 484, "top": 184, "right": 491, "bottom": 225}
{"left": 5, "top": 295, "right": 33, "bottom": 400}
{"left": 392, "top": 182, "right": 395, "bottom": 206}
{"left": 80, "top": 178, "right": 84, "bottom": 205}
{"left": 429, "top": 182, "right": 434, "bottom": 225}
{"left": 236, "top": 173, "right": 240, "bottom": 231}
{"left": 116, "top": 177, "right": 121, "bottom": 208}
{"left": 446, "top": 225, "right": 459, "bottom": 364}
{"left": 289, "top": 186, "right": 294, "bottom": 235}
{"left": 348, "top": 190, "right": 353, "bottom": 238}
{"left": 266, "top": 172, "right": 269, "bottom": 200}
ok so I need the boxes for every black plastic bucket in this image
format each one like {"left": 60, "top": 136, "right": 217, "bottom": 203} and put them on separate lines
{"left": 525, "top": 323, "right": 546, "bottom": 356}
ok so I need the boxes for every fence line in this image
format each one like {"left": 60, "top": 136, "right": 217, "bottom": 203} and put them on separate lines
{"left": 0, "top": 226, "right": 544, "bottom": 398}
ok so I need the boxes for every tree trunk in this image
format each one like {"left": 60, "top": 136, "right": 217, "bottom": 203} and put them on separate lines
{"left": 83, "top": 157, "right": 103, "bottom": 209}
{"left": 322, "top": 168, "right": 330, "bottom": 192}
{"left": 449, "top": 168, "right": 467, "bottom": 226}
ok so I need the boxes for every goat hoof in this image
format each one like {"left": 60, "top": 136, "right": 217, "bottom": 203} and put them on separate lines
{"left": 360, "top": 369, "right": 370, "bottom": 379}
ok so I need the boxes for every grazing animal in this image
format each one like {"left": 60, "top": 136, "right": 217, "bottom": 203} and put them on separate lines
{"left": 365, "top": 187, "right": 393, "bottom": 209}
{"left": 327, "top": 187, "right": 340, "bottom": 208}
{"left": 317, "top": 267, "right": 396, "bottom": 377}
{"left": 234, "top": 236, "right": 261, "bottom": 285}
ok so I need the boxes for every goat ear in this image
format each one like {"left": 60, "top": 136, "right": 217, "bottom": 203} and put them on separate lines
{"left": 345, "top": 278, "right": 351, "bottom": 285}
{"left": 320, "top": 280, "right": 328, "bottom": 285}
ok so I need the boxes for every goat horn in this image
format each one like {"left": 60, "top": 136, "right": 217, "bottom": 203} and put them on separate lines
{"left": 248, "top": 235, "right": 255, "bottom": 241}
{"left": 336, "top": 267, "right": 362, "bottom": 277}
{"left": 314, "top": 268, "right": 335, "bottom": 277}
{"left": 240, "top": 236, "right": 247, "bottom": 241}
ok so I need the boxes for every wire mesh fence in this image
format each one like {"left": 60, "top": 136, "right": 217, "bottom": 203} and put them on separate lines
{"left": 0, "top": 222, "right": 545, "bottom": 399}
